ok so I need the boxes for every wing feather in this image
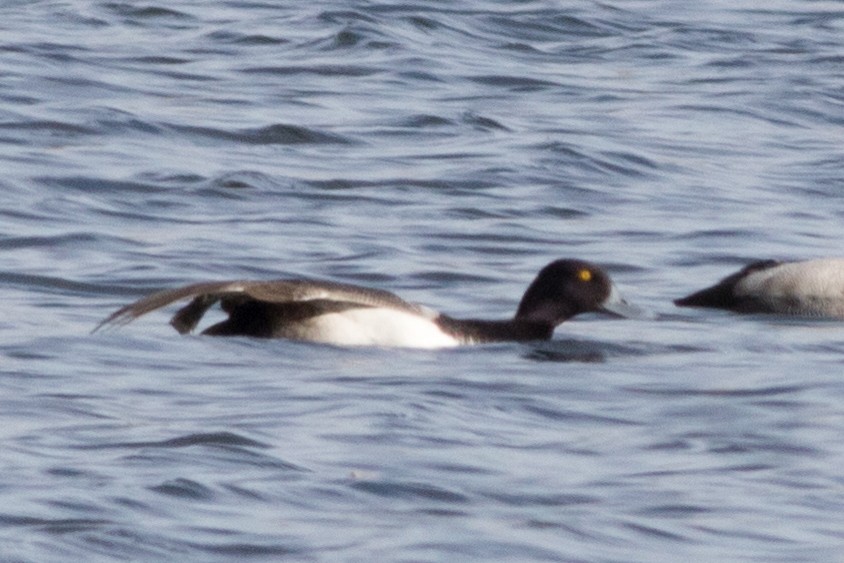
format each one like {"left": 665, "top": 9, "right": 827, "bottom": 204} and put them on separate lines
{"left": 93, "top": 279, "right": 432, "bottom": 334}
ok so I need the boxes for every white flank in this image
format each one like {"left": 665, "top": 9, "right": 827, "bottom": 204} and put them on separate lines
{"left": 736, "top": 258, "right": 844, "bottom": 317}
{"left": 280, "top": 307, "right": 460, "bottom": 348}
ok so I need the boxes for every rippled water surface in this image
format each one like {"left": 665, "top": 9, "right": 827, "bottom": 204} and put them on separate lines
{"left": 2, "top": 1, "right": 844, "bottom": 561}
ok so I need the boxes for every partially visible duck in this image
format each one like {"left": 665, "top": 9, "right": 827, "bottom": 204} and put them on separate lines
{"left": 675, "top": 258, "right": 844, "bottom": 318}
{"left": 94, "top": 258, "right": 638, "bottom": 348}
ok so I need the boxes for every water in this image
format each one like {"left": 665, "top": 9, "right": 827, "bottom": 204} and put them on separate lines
{"left": 2, "top": 0, "right": 844, "bottom": 560}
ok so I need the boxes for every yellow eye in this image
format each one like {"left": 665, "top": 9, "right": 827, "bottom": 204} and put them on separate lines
{"left": 578, "top": 269, "right": 592, "bottom": 282}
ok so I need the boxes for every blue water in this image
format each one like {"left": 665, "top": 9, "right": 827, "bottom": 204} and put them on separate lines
{"left": 2, "top": 1, "right": 844, "bottom": 561}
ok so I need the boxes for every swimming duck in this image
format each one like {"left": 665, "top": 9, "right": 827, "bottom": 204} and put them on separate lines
{"left": 674, "top": 258, "right": 844, "bottom": 318}
{"left": 94, "top": 259, "right": 638, "bottom": 348}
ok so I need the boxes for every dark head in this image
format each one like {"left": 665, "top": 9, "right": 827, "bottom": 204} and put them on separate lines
{"left": 515, "top": 259, "right": 634, "bottom": 326}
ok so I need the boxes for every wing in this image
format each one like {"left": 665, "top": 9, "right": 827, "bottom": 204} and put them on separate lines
{"left": 93, "top": 279, "right": 432, "bottom": 334}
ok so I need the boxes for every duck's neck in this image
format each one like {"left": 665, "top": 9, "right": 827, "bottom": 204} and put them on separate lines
{"left": 436, "top": 316, "right": 554, "bottom": 344}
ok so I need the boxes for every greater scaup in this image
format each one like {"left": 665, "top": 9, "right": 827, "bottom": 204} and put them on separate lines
{"left": 675, "top": 258, "right": 844, "bottom": 318}
{"left": 94, "top": 259, "right": 638, "bottom": 348}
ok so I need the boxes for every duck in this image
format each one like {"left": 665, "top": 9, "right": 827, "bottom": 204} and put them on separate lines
{"left": 93, "top": 258, "right": 638, "bottom": 348}
{"left": 674, "top": 258, "right": 844, "bottom": 318}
